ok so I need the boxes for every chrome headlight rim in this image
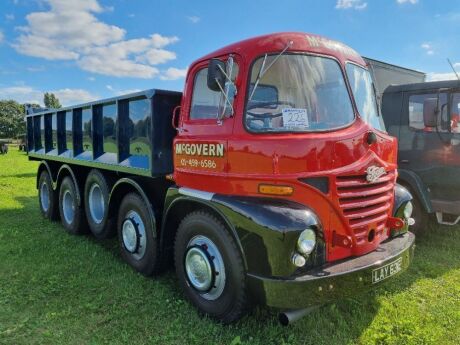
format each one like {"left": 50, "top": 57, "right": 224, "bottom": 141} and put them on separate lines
{"left": 403, "top": 201, "right": 413, "bottom": 219}
{"left": 296, "top": 228, "right": 316, "bottom": 256}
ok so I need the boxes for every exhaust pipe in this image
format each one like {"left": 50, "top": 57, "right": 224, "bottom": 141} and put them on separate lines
{"left": 278, "top": 306, "right": 318, "bottom": 326}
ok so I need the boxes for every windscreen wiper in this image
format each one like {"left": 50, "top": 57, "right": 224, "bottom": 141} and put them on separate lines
{"left": 249, "top": 40, "right": 293, "bottom": 101}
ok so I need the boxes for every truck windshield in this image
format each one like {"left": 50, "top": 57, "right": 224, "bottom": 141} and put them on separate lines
{"left": 245, "top": 54, "right": 354, "bottom": 133}
{"left": 345, "top": 63, "right": 384, "bottom": 131}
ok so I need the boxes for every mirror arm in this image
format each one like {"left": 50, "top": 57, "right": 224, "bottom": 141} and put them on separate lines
{"left": 215, "top": 78, "right": 234, "bottom": 119}
{"left": 217, "top": 64, "right": 231, "bottom": 81}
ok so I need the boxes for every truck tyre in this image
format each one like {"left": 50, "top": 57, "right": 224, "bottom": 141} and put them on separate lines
{"left": 38, "top": 170, "right": 58, "bottom": 220}
{"left": 174, "top": 211, "right": 249, "bottom": 323}
{"left": 117, "top": 192, "right": 159, "bottom": 276}
{"left": 410, "top": 194, "right": 428, "bottom": 234}
{"left": 59, "top": 176, "right": 86, "bottom": 235}
{"left": 84, "top": 170, "right": 114, "bottom": 239}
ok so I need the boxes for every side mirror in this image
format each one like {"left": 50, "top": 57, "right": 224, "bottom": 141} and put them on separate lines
{"left": 207, "top": 59, "right": 226, "bottom": 92}
{"left": 423, "top": 98, "right": 437, "bottom": 128}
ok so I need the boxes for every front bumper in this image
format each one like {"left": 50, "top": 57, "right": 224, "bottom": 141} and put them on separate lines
{"left": 247, "top": 232, "right": 415, "bottom": 309}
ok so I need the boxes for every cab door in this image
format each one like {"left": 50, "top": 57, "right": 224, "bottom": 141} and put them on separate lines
{"left": 173, "top": 55, "right": 240, "bottom": 192}
{"left": 397, "top": 90, "right": 449, "bottom": 200}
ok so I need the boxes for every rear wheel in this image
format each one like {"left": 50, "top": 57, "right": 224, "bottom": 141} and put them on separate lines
{"left": 174, "top": 211, "right": 249, "bottom": 323}
{"left": 59, "top": 176, "right": 86, "bottom": 235}
{"left": 38, "top": 170, "right": 58, "bottom": 220}
{"left": 117, "top": 193, "right": 159, "bottom": 276}
{"left": 84, "top": 170, "right": 114, "bottom": 239}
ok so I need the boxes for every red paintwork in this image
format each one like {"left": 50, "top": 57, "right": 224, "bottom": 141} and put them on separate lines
{"left": 173, "top": 32, "right": 399, "bottom": 262}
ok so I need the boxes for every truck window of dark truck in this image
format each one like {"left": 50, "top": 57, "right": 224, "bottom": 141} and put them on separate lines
{"left": 408, "top": 93, "right": 448, "bottom": 132}
{"left": 451, "top": 93, "right": 460, "bottom": 133}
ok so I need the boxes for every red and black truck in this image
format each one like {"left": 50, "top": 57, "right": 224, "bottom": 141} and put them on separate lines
{"left": 26, "top": 32, "right": 415, "bottom": 325}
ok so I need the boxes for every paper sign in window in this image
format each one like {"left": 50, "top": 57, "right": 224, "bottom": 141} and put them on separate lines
{"left": 282, "top": 108, "right": 309, "bottom": 129}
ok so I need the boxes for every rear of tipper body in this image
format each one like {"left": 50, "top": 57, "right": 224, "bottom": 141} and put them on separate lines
{"left": 27, "top": 32, "right": 415, "bottom": 324}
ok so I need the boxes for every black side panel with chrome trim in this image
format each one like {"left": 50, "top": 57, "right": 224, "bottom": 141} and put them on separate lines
{"left": 212, "top": 194, "right": 325, "bottom": 278}
{"left": 161, "top": 187, "right": 323, "bottom": 278}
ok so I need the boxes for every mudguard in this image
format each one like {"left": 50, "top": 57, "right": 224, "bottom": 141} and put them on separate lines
{"left": 162, "top": 186, "right": 323, "bottom": 277}
{"left": 398, "top": 169, "right": 432, "bottom": 213}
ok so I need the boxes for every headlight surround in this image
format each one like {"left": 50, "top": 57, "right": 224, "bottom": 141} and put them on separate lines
{"left": 403, "top": 201, "right": 413, "bottom": 219}
{"left": 297, "top": 228, "right": 316, "bottom": 256}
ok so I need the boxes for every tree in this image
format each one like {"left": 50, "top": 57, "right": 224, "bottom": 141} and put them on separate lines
{"left": 0, "top": 100, "right": 25, "bottom": 138}
{"left": 44, "top": 92, "right": 62, "bottom": 109}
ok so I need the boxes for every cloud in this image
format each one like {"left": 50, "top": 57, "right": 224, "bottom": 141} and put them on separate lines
{"left": 397, "top": 0, "right": 418, "bottom": 4}
{"left": 335, "top": 0, "right": 367, "bottom": 10}
{"left": 421, "top": 42, "right": 434, "bottom": 55}
{"left": 13, "top": 0, "right": 180, "bottom": 78}
{"left": 426, "top": 72, "right": 459, "bottom": 82}
{"left": 77, "top": 34, "right": 178, "bottom": 78}
{"left": 0, "top": 85, "right": 98, "bottom": 106}
{"left": 0, "top": 30, "right": 4, "bottom": 43}
{"left": 187, "top": 16, "right": 200, "bottom": 23}
{"left": 106, "top": 85, "right": 142, "bottom": 96}
{"left": 14, "top": 0, "right": 125, "bottom": 60}
{"left": 5, "top": 14, "right": 15, "bottom": 21}
{"left": 160, "top": 67, "right": 188, "bottom": 80}
{"left": 53, "top": 88, "right": 99, "bottom": 105}
{"left": 26, "top": 66, "right": 45, "bottom": 72}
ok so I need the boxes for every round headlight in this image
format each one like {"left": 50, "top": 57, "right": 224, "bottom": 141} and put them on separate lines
{"left": 297, "top": 228, "right": 316, "bottom": 255}
{"left": 403, "top": 201, "right": 413, "bottom": 219}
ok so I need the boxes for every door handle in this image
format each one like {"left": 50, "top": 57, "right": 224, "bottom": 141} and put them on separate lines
{"left": 400, "top": 159, "right": 409, "bottom": 163}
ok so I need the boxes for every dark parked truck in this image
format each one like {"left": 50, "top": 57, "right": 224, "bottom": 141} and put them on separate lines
{"left": 382, "top": 79, "right": 460, "bottom": 227}
{"left": 26, "top": 32, "right": 415, "bottom": 325}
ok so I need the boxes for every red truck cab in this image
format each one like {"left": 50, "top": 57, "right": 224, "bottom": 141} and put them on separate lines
{"left": 170, "top": 33, "right": 415, "bottom": 323}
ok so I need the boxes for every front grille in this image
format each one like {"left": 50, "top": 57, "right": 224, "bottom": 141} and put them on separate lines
{"left": 335, "top": 170, "right": 396, "bottom": 243}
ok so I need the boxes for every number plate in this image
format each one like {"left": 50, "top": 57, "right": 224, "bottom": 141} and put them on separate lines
{"left": 372, "top": 257, "right": 403, "bottom": 284}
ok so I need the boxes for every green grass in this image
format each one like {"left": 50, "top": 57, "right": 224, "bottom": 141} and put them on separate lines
{"left": 0, "top": 148, "right": 459, "bottom": 345}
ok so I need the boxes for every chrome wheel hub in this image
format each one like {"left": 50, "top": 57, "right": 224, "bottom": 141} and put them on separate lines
{"left": 121, "top": 211, "right": 146, "bottom": 260}
{"left": 185, "top": 235, "right": 226, "bottom": 301}
{"left": 40, "top": 181, "right": 50, "bottom": 212}
{"left": 88, "top": 184, "right": 104, "bottom": 224}
{"left": 62, "top": 190, "right": 75, "bottom": 224}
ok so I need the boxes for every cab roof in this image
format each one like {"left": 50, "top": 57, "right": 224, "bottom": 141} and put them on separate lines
{"left": 194, "top": 32, "right": 366, "bottom": 67}
{"left": 385, "top": 79, "right": 460, "bottom": 94}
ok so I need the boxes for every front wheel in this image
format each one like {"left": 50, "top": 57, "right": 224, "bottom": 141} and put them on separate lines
{"left": 174, "top": 211, "right": 249, "bottom": 323}
{"left": 410, "top": 194, "right": 429, "bottom": 234}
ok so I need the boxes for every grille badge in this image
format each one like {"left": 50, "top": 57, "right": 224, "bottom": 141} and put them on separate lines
{"left": 366, "top": 166, "right": 386, "bottom": 183}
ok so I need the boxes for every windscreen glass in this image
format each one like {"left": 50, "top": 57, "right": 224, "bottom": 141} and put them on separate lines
{"left": 345, "top": 63, "right": 384, "bottom": 131}
{"left": 245, "top": 54, "right": 354, "bottom": 132}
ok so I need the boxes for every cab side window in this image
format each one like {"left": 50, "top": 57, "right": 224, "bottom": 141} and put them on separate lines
{"left": 451, "top": 93, "right": 460, "bottom": 133}
{"left": 190, "top": 63, "right": 239, "bottom": 120}
{"left": 190, "top": 68, "right": 221, "bottom": 120}
{"left": 408, "top": 93, "right": 448, "bottom": 132}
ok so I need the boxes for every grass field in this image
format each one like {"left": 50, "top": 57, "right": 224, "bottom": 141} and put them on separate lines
{"left": 0, "top": 148, "right": 459, "bottom": 345}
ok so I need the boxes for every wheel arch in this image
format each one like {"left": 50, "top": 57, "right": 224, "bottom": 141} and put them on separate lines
{"left": 36, "top": 160, "right": 55, "bottom": 189}
{"left": 55, "top": 164, "right": 84, "bottom": 206}
{"left": 161, "top": 190, "right": 247, "bottom": 270}
{"left": 397, "top": 169, "right": 432, "bottom": 213}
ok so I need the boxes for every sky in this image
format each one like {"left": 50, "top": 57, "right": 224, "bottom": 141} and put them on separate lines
{"left": 0, "top": 0, "right": 459, "bottom": 106}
